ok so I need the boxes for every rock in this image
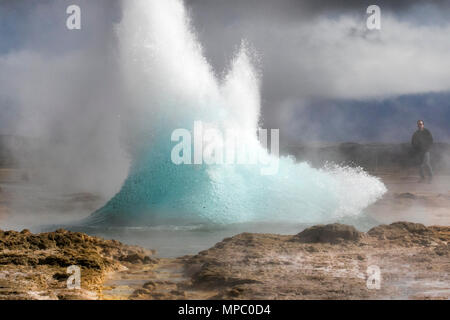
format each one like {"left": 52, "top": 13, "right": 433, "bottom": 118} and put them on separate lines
{"left": 367, "top": 222, "right": 434, "bottom": 242}
{"left": 133, "top": 288, "right": 152, "bottom": 295}
{"left": 395, "top": 193, "right": 417, "bottom": 199}
{"left": 227, "top": 287, "right": 243, "bottom": 297}
{"left": 169, "top": 289, "right": 186, "bottom": 297}
{"left": 293, "top": 223, "right": 363, "bottom": 244}
{"left": 305, "top": 245, "right": 319, "bottom": 253}
{"left": 119, "top": 252, "right": 151, "bottom": 264}
{"left": 0, "top": 253, "right": 39, "bottom": 266}
{"left": 175, "top": 222, "right": 450, "bottom": 300}
{"left": 192, "top": 261, "right": 262, "bottom": 287}
{"left": 0, "top": 228, "right": 155, "bottom": 300}
{"left": 39, "top": 255, "right": 72, "bottom": 267}
{"left": 143, "top": 281, "right": 157, "bottom": 289}
{"left": 76, "top": 255, "right": 105, "bottom": 270}
{"left": 53, "top": 272, "right": 69, "bottom": 281}
{"left": 2, "top": 222, "right": 449, "bottom": 300}
{"left": 434, "top": 245, "right": 449, "bottom": 256}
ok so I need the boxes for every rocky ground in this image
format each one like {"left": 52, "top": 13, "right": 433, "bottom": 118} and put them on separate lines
{"left": 0, "top": 228, "right": 156, "bottom": 299}
{"left": 2, "top": 221, "right": 447, "bottom": 300}
{"left": 102, "top": 222, "right": 449, "bottom": 300}
{"left": 0, "top": 222, "right": 450, "bottom": 299}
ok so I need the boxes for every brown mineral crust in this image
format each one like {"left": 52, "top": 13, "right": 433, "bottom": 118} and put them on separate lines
{"left": 171, "top": 222, "right": 449, "bottom": 300}
{"left": 1, "top": 222, "right": 449, "bottom": 300}
{"left": 292, "top": 223, "right": 364, "bottom": 244}
{"left": 0, "top": 229, "right": 157, "bottom": 300}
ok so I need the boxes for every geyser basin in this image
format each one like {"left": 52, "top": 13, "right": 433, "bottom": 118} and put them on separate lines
{"left": 81, "top": 0, "right": 386, "bottom": 227}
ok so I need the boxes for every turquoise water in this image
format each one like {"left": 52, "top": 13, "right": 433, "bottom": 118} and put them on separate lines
{"left": 59, "top": 215, "right": 381, "bottom": 258}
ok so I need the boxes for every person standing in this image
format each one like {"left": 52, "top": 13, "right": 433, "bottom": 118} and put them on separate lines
{"left": 411, "top": 120, "right": 433, "bottom": 183}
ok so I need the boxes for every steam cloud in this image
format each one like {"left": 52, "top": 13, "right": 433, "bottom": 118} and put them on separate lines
{"left": 0, "top": 0, "right": 127, "bottom": 198}
{"left": 0, "top": 0, "right": 449, "bottom": 225}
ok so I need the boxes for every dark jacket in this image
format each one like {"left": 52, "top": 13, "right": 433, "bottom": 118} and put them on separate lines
{"left": 411, "top": 128, "right": 433, "bottom": 153}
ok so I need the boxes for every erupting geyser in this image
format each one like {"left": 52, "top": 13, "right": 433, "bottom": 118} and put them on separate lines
{"left": 82, "top": 0, "right": 386, "bottom": 227}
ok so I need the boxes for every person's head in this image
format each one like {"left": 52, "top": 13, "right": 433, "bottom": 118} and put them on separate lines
{"left": 417, "top": 120, "right": 425, "bottom": 131}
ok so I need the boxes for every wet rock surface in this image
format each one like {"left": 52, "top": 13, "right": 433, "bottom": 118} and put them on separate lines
{"left": 0, "top": 229, "right": 156, "bottom": 299}
{"left": 293, "top": 223, "right": 364, "bottom": 244}
{"left": 104, "top": 222, "right": 449, "bottom": 300}
{"left": 1, "top": 222, "right": 448, "bottom": 300}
